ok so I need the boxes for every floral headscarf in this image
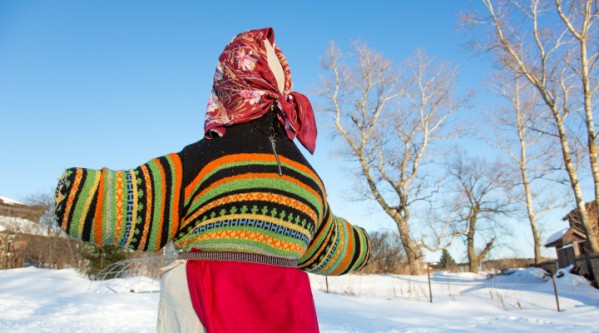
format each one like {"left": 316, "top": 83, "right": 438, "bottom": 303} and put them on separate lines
{"left": 204, "top": 27, "right": 317, "bottom": 154}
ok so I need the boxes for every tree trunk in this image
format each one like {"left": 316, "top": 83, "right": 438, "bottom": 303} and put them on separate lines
{"left": 395, "top": 216, "right": 420, "bottom": 275}
{"left": 522, "top": 167, "right": 542, "bottom": 263}
{"left": 519, "top": 125, "right": 542, "bottom": 263}
{"left": 466, "top": 210, "right": 495, "bottom": 273}
{"left": 579, "top": 34, "right": 599, "bottom": 245}
{"left": 556, "top": 0, "right": 599, "bottom": 227}
{"left": 551, "top": 106, "right": 599, "bottom": 252}
{"left": 467, "top": 226, "right": 480, "bottom": 273}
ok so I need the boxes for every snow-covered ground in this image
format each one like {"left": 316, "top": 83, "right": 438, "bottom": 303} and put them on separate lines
{"left": 0, "top": 266, "right": 598, "bottom": 332}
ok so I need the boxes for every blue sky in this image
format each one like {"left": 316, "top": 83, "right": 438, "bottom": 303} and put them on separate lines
{"left": 0, "top": 1, "right": 566, "bottom": 260}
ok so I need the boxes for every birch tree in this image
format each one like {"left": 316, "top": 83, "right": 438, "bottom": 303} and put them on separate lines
{"left": 318, "top": 42, "right": 468, "bottom": 274}
{"left": 485, "top": 72, "right": 560, "bottom": 263}
{"left": 466, "top": 0, "right": 599, "bottom": 252}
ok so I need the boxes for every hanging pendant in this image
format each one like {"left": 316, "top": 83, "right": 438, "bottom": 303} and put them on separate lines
{"left": 270, "top": 136, "right": 283, "bottom": 176}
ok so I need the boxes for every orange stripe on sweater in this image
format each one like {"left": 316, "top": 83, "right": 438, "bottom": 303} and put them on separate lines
{"left": 181, "top": 191, "right": 319, "bottom": 229}
{"left": 189, "top": 172, "right": 322, "bottom": 211}
{"left": 301, "top": 213, "right": 335, "bottom": 267}
{"left": 78, "top": 173, "right": 100, "bottom": 240}
{"left": 177, "top": 230, "right": 305, "bottom": 253}
{"left": 331, "top": 220, "right": 355, "bottom": 275}
{"left": 63, "top": 169, "right": 83, "bottom": 231}
{"left": 138, "top": 165, "right": 153, "bottom": 250}
{"left": 278, "top": 156, "right": 324, "bottom": 190}
{"left": 168, "top": 153, "right": 182, "bottom": 240}
{"left": 93, "top": 168, "right": 106, "bottom": 245}
{"left": 113, "top": 172, "right": 124, "bottom": 243}
{"left": 184, "top": 153, "right": 278, "bottom": 201}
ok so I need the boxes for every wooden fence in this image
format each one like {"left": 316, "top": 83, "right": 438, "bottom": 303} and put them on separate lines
{"left": 0, "top": 232, "right": 26, "bottom": 269}
{"left": 0, "top": 231, "right": 85, "bottom": 270}
{"left": 536, "top": 253, "right": 599, "bottom": 287}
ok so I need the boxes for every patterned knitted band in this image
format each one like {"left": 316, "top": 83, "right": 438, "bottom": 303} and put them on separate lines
{"left": 204, "top": 27, "right": 317, "bottom": 154}
{"left": 178, "top": 251, "right": 298, "bottom": 268}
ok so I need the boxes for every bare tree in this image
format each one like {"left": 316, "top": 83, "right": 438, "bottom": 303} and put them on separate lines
{"left": 465, "top": 0, "right": 599, "bottom": 252}
{"left": 448, "top": 156, "right": 513, "bottom": 273}
{"left": 318, "top": 42, "right": 468, "bottom": 274}
{"left": 485, "top": 71, "right": 562, "bottom": 263}
{"left": 23, "top": 191, "right": 81, "bottom": 268}
{"left": 360, "top": 230, "right": 408, "bottom": 274}
{"left": 24, "top": 191, "right": 61, "bottom": 236}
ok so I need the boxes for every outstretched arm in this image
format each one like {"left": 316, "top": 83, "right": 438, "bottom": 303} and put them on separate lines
{"left": 298, "top": 204, "right": 370, "bottom": 275}
{"left": 54, "top": 153, "right": 183, "bottom": 252}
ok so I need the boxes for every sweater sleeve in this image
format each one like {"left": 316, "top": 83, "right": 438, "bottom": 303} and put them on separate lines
{"left": 298, "top": 203, "right": 370, "bottom": 275}
{"left": 54, "top": 153, "right": 183, "bottom": 252}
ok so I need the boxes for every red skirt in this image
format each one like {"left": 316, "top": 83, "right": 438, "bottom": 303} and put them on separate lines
{"left": 185, "top": 253, "right": 320, "bottom": 333}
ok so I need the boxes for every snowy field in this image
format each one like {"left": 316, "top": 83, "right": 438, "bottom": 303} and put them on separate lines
{"left": 0, "top": 266, "right": 598, "bottom": 332}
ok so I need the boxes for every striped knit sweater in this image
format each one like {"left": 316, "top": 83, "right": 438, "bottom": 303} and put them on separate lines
{"left": 55, "top": 112, "right": 370, "bottom": 275}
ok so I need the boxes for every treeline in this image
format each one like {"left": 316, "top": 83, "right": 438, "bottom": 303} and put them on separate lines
{"left": 358, "top": 231, "right": 538, "bottom": 275}
{"left": 3, "top": 231, "right": 167, "bottom": 279}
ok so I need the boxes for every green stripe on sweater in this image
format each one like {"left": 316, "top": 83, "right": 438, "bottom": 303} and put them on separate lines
{"left": 147, "top": 159, "right": 164, "bottom": 251}
{"left": 188, "top": 176, "right": 323, "bottom": 217}
{"left": 71, "top": 170, "right": 99, "bottom": 239}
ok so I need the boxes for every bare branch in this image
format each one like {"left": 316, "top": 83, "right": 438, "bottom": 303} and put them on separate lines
{"left": 318, "top": 41, "right": 466, "bottom": 274}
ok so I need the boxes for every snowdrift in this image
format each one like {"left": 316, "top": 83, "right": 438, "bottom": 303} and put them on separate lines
{"left": 0, "top": 266, "right": 597, "bottom": 332}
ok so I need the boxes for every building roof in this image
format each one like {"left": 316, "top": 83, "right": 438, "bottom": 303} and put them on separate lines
{"left": 545, "top": 227, "right": 587, "bottom": 248}
{"left": 0, "top": 195, "right": 47, "bottom": 235}
{"left": 0, "top": 196, "right": 25, "bottom": 206}
{"left": 0, "top": 216, "right": 48, "bottom": 235}
{"left": 562, "top": 201, "right": 598, "bottom": 221}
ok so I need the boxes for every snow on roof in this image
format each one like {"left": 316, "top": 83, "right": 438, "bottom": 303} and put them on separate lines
{"left": 0, "top": 196, "right": 24, "bottom": 205}
{"left": 545, "top": 227, "right": 569, "bottom": 246}
{"left": 0, "top": 215, "right": 48, "bottom": 235}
